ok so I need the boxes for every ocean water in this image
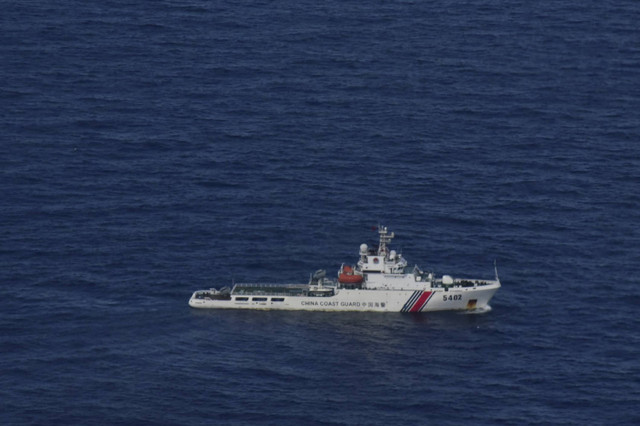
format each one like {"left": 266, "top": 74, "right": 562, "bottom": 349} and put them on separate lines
{"left": 2, "top": 0, "right": 640, "bottom": 424}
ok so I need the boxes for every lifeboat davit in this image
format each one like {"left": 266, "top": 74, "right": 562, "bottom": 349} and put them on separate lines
{"left": 338, "top": 265, "right": 364, "bottom": 284}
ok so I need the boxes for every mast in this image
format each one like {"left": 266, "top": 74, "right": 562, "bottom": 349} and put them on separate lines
{"left": 378, "top": 226, "right": 394, "bottom": 256}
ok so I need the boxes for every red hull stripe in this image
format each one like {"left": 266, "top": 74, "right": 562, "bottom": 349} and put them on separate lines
{"left": 401, "top": 291, "right": 421, "bottom": 312}
{"left": 417, "top": 292, "right": 434, "bottom": 312}
{"left": 409, "top": 291, "right": 433, "bottom": 312}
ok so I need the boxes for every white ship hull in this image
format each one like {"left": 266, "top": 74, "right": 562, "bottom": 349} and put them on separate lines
{"left": 189, "top": 281, "right": 500, "bottom": 313}
{"left": 189, "top": 226, "right": 501, "bottom": 313}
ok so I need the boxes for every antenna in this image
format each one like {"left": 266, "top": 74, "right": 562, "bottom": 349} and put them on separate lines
{"left": 378, "top": 225, "right": 394, "bottom": 256}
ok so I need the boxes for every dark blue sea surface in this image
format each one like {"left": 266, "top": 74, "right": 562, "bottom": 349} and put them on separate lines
{"left": 2, "top": 0, "right": 640, "bottom": 424}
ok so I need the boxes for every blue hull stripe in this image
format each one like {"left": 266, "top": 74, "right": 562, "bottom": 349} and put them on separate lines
{"left": 401, "top": 291, "right": 422, "bottom": 312}
{"left": 418, "top": 292, "right": 435, "bottom": 312}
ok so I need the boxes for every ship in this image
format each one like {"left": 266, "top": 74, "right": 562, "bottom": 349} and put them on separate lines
{"left": 189, "top": 226, "right": 501, "bottom": 313}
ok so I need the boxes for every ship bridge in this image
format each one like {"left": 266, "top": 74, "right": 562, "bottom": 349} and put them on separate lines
{"left": 357, "top": 226, "right": 408, "bottom": 274}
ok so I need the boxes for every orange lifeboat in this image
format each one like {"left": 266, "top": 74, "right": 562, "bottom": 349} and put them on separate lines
{"left": 338, "top": 265, "right": 364, "bottom": 284}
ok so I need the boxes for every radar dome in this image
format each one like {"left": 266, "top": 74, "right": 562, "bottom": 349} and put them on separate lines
{"left": 360, "top": 243, "right": 368, "bottom": 254}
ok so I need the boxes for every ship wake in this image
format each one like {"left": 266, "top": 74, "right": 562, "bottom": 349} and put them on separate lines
{"left": 461, "top": 305, "right": 492, "bottom": 315}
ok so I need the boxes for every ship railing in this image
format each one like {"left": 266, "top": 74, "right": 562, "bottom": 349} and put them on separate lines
{"left": 431, "top": 278, "right": 497, "bottom": 288}
{"left": 232, "top": 283, "right": 323, "bottom": 297}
